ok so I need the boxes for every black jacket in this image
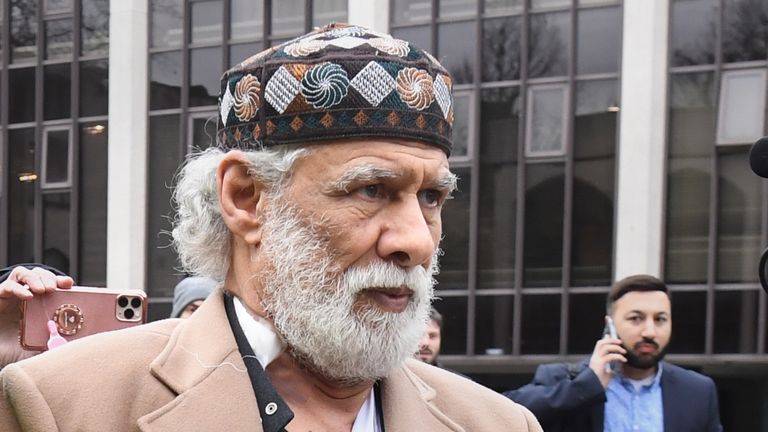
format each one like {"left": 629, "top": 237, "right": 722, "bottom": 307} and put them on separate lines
{"left": 504, "top": 359, "right": 722, "bottom": 432}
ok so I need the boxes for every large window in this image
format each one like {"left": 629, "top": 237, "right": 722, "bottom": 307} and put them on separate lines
{"left": 391, "top": 0, "right": 622, "bottom": 357}
{"left": 1, "top": 0, "right": 110, "bottom": 285}
{"left": 665, "top": 0, "right": 768, "bottom": 357}
{"left": 146, "top": 0, "right": 347, "bottom": 319}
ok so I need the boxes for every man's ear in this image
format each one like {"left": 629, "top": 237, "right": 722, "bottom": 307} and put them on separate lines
{"left": 217, "top": 150, "right": 268, "bottom": 245}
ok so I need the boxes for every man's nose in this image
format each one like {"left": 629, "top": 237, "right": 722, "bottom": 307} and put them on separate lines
{"left": 641, "top": 319, "right": 657, "bottom": 338}
{"left": 377, "top": 196, "right": 437, "bottom": 268}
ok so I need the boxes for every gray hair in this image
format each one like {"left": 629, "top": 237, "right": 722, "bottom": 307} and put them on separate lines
{"left": 171, "top": 145, "right": 308, "bottom": 280}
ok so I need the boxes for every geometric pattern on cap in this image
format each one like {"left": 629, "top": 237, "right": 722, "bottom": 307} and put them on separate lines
{"left": 350, "top": 61, "right": 397, "bottom": 107}
{"left": 265, "top": 66, "right": 302, "bottom": 114}
{"left": 434, "top": 75, "right": 452, "bottom": 120}
{"left": 328, "top": 36, "right": 368, "bottom": 50}
{"left": 220, "top": 85, "right": 234, "bottom": 126}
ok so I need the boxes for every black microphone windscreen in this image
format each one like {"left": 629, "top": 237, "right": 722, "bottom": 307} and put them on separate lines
{"left": 750, "top": 137, "right": 768, "bottom": 178}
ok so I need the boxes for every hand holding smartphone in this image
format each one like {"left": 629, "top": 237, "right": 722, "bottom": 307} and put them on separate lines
{"left": 19, "top": 286, "right": 147, "bottom": 351}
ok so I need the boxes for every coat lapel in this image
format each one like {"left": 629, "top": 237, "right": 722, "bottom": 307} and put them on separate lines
{"left": 381, "top": 360, "right": 465, "bottom": 432}
{"left": 660, "top": 362, "right": 681, "bottom": 432}
{"left": 138, "top": 289, "right": 263, "bottom": 432}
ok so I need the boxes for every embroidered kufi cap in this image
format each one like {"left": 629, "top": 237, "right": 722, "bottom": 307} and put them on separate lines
{"left": 217, "top": 23, "right": 454, "bottom": 155}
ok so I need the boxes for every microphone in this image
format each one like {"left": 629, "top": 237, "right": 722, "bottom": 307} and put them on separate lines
{"left": 749, "top": 137, "right": 768, "bottom": 178}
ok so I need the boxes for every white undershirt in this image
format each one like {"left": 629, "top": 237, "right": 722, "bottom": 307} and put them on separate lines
{"left": 233, "top": 297, "right": 382, "bottom": 431}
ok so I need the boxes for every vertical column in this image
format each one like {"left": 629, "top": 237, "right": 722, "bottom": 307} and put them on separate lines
{"left": 348, "top": 0, "right": 390, "bottom": 33}
{"left": 614, "top": 0, "right": 669, "bottom": 279}
{"left": 107, "top": 0, "right": 148, "bottom": 290}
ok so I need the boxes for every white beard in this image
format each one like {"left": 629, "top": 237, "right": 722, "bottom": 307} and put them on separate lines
{"left": 259, "top": 199, "right": 437, "bottom": 386}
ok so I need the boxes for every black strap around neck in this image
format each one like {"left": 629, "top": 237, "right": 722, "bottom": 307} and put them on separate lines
{"left": 224, "top": 294, "right": 294, "bottom": 432}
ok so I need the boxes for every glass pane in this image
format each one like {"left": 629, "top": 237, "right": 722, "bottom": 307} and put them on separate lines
{"left": 191, "top": 0, "right": 223, "bottom": 45}
{"left": 43, "top": 193, "right": 70, "bottom": 274}
{"left": 45, "top": 0, "right": 72, "bottom": 14}
{"left": 438, "top": 21, "right": 475, "bottom": 85}
{"left": 44, "top": 129, "right": 70, "bottom": 185}
{"left": 717, "top": 70, "right": 766, "bottom": 144}
{"left": 579, "top": 0, "right": 619, "bottom": 4}
{"left": 717, "top": 147, "right": 761, "bottom": 283}
{"left": 452, "top": 93, "right": 471, "bottom": 157}
{"left": 391, "top": 25, "right": 431, "bottom": 53}
{"left": 81, "top": 0, "right": 109, "bottom": 57}
{"left": 271, "top": 0, "right": 304, "bottom": 37}
{"left": 190, "top": 115, "right": 218, "bottom": 150}
{"left": 9, "top": 68, "right": 36, "bottom": 124}
{"left": 440, "top": 0, "right": 477, "bottom": 19}
{"left": 723, "top": 0, "right": 768, "bottom": 63}
{"left": 8, "top": 128, "right": 36, "bottom": 264}
{"left": 531, "top": 0, "right": 570, "bottom": 9}
{"left": 479, "top": 87, "right": 519, "bottom": 290}
{"left": 190, "top": 47, "right": 222, "bottom": 107}
{"left": 313, "top": 0, "right": 347, "bottom": 28}
{"left": 482, "top": 16, "right": 521, "bottom": 82}
{"left": 431, "top": 296, "right": 467, "bottom": 355}
{"left": 231, "top": 0, "right": 263, "bottom": 41}
{"left": 528, "top": 12, "right": 569, "bottom": 78}
{"left": 576, "top": 7, "right": 620, "bottom": 75}
{"left": 527, "top": 85, "right": 566, "bottom": 156}
{"left": 670, "top": 0, "right": 717, "bottom": 67}
{"left": 572, "top": 80, "right": 617, "bottom": 286}
{"left": 436, "top": 168, "right": 470, "bottom": 291}
{"left": 483, "top": 0, "right": 523, "bottom": 14}
{"left": 229, "top": 42, "right": 263, "bottom": 67}
{"left": 714, "top": 290, "right": 759, "bottom": 353}
{"left": 44, "top": 63, "right": 72, "bottom": 120}
{"left": 568, "top": 293, "right": 606, "bottom": 353}
{"left": 147, "top": 115, "right": 183, "bottom": 297}
{"left": 666, "top": 73, "right": 714, "bottom": 284}
{"left": 475, "top": 295, "right": 515, "bottom": 355}
{"left": 150, "top": 0, "right": 183, "bottom": 48}
{"left": 392, "top": 0, "right": 431, "bottom": 25}
{"left": 45, "top": 18, "right": 73, "bottom": 60}
{"left": 79, "top": 121, "right": 108, "bottom": 285}
{"left": 80, "top": 59, "right": 109, "bottom": 117}
{"left": 521, "top": 294, "right": 560, "bottom": 354}
{"left": 150, "top": 51, "right": 182, "bottom": 110}
{"left": 668, "top": 291, "right": 707, "bottom": 353}
{"left": 11, "top": 2, "right": 37, "bottom": 63}
{"left": 523, "top": 163, "right": 565, "bottom": 287}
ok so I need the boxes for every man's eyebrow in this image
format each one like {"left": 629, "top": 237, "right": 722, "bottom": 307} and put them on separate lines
{"left": 434, "top": 172, "right": 458, "bottom": 193}
{"left": 326, "top": 164, "right": 399, "bottom": 193}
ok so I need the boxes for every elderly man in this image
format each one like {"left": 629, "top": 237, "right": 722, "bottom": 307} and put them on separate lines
{"left": 0, "top": 24, "right": 540, "bottom": 431}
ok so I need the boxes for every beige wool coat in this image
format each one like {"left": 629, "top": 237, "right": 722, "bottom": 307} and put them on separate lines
{"left": 0, "top": 289, "right": 541, "bottom": 431}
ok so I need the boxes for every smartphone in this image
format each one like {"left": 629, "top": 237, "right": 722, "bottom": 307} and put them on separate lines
{"left": 603, "top": 316, "right": 620, "bottom": 373}
{"left": 19, "top": 286, "right": 147, "bottom": 351}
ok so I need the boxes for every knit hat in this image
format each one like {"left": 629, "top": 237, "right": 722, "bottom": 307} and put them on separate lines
{"left": 171, "top": 277, "right": 218, "bottom": 318}
{"left": 217, "top": 23, "right": 454, "bottom": 155}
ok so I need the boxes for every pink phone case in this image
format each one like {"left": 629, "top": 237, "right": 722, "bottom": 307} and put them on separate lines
{"left": 19, "top": 286, "right": 147, "bottom": 351}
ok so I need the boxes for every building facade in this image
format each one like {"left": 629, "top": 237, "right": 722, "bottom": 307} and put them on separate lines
{"left": 0, "top": 0, "right": 767, "bottom": 428}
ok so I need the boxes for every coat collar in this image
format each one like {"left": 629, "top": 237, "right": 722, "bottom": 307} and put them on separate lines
{"left": 138, "top": 288, "right": 263, "bottom": 432}
{"left": 137, "top": 288, "right": 464, "bottom": 432}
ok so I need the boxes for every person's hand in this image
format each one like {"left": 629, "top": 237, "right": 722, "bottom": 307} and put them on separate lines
{"left": 588, "top": 336, "right": 626, "bottom": 389}
{"left": 0, "top": 266, "right": 74, "bottom": 367}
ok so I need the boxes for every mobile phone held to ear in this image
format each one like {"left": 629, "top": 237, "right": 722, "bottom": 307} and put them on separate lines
{"left": 19, "top": 287, "right": 147, "bottom": 351}
{"left": 603, "top": 316, "right": 620, "bottom": 373}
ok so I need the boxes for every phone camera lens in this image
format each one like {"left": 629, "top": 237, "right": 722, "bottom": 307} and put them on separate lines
{"left": 117, "top": 296, "right": 129, "bottom": 307}
{"left": 124, "top": 308, "right": 135, "bottom": 320}
{"left": 131, "top": 297, "right": 142, "bottom": 308}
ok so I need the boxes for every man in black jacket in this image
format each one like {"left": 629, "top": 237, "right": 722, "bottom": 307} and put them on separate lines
{"left": 504, "top": 274, "right": 722, "bottom": 432}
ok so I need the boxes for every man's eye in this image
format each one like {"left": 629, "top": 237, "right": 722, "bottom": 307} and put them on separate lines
{"left": 356, "top": 184, "right": 383, "bottom": 199}
{"left": 418, "top": 189, "right": 442, "bottom": 208}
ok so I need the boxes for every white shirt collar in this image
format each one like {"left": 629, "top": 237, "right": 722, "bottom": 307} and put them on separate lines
{"left": 232, "top": 296, "right": 285, "bottom": 369}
